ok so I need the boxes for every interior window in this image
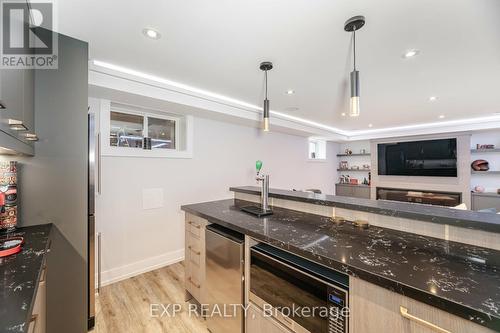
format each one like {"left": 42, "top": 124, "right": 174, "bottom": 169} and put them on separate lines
{"left": 110, "top": 111, "right": 144, "bottom": 148}
{"left": 148, "top": 117, "right": 176, "bottom": 149}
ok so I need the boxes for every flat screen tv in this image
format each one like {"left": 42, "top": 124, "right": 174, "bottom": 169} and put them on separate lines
{"left": 377, "top": 138, "right": 457, "bottom": 177}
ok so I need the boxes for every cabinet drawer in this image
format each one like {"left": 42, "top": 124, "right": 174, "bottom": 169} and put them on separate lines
{"left": 187, "top": 242, "right": 202, "bottom": 267}
{"left": 349, "top": 277, "right": 495, "bottom": 333}
{"left": 247, "top": 303, "right": 292, "bottom": 333}
{"left": 186, "top": 265, "right": 202, "bottom": 301}
{"left": 187, "top": 220, "right": 203, "bottom": 238}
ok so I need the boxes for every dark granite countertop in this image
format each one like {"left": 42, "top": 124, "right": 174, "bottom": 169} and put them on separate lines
{"left": 231, "top": 186, "right": 500, "bottom": 233}
{"left": 181, "top": 199, "right": 500, "bottom": 331}
{"left": 0, "top": 224, "right": 52, "bottom": 333}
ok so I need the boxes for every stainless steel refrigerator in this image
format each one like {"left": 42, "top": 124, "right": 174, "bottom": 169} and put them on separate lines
{"left": 88, "top": 112, "right": 96, "bottom": 329}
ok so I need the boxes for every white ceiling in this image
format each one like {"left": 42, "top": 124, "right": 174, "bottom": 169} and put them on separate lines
{"left": 57, "top": 0, "right": 500, "bottom": 130}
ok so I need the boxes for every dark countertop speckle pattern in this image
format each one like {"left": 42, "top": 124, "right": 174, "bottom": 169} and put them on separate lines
{"left": 0, "top": 224, "right": 52, "bottom": 333}
{"left": 182, "top": 199, "right": 500, "bottom": 331}
{"left": 230, "top": 186, "right": 500, "bottom": 233}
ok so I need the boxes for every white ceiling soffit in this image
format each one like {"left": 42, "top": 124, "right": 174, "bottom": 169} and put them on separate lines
{"left": 89, "top": 60, "right": 500, "bottom": 141}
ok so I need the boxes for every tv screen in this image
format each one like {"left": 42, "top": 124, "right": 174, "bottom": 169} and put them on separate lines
{"left": 377, "top": 138, "right": 457, "bottom": 177}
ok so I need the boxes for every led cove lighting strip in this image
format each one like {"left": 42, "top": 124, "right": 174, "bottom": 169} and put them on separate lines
{"left": 92, "top": 60, "right": 347, "bottom": 134}
{"left": 92, "top": 60, "right": 500, "bottom": 137}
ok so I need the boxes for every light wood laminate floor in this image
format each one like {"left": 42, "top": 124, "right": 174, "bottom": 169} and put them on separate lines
{"left": 94, "top": 262, "right": 209, "bottom": 333}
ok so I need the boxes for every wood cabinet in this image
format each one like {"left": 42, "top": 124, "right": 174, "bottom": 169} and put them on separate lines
{"left": 472, "top": 192, "right": 500, "bottom": 211}
{"left": 185, "top": 213, "right": 208, "bottom": 305}
{"left": 0, "top": 67, "right": 35, "bottom": 154}
{"left": 335, "top": 184, "right": 371, "bottom": 199}
{"left": 349, "top": 277, "right": 495, "bottom": 333}
{"left": 246, "top": 302, "right": 292, "bottom": 333}
{"left": 28, "top": 264, "right": 47, "bottom": 333}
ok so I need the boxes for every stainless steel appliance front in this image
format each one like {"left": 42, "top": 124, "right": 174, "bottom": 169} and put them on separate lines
{"left": 88, "top": 112, "right": 96, "bottom": 329}
{"left": 205, "top": 224, "right": 244, "bottom": 333}
{"left": 250, "top": 243, "right": 349, "bottom": 333}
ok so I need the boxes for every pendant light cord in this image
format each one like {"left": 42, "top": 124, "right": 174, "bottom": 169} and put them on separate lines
{"left": 265, "top": 70, "right": 268, "bottom": 99}
{"left": 353, "top": 27, "right": 357, "bottom": 71}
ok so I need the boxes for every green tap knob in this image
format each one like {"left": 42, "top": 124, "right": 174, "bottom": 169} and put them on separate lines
{"left": 256, "top": 160, "right": 263, "bottom": 172}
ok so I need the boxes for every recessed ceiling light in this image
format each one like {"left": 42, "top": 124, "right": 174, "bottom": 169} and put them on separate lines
{"left": 143, "top": 28, "right": 161, "bottom": 40}
{"left": 368, "top": 124, "right": 373, "bottom": 128}
{"left": 429, "top": 96, "right": 437, "bottom": 101}
{"left": 439, "top": 115, "right": 445, "bottom": 119}
{"left": 341, "top": 112, "right": 346, "bottom": 117}
{"left": 403, "top": 49, "right": 419, "bottom": 58}
{"left": 286, "top": 90, "right": 295, "bottom": 95}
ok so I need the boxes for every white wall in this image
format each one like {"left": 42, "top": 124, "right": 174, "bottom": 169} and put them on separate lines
{"left": 96, "top": 106, "right": 338, "bottom": 285}
{"left": 470, "top": 130, "right": 500, "bottom": 193}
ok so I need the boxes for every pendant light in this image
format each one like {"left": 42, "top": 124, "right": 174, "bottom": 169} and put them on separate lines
{"left": 344, "top": 16, "right": 365, "bottom": 117}
{"left": 259, "top": 61, "right": 273, "bottom": 131}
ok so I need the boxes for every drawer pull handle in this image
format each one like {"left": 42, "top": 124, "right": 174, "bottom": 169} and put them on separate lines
{"left": 188, "top": 246, "right": 201, "bottom": 255}
{"left": 187, "top": 221, "right": 201, "bottom": 229}
{"left": 400, "top": 306, "right": 451, "bottom": 333}
{"left": 188, "top": 277, "right": 201, "bottom": 289}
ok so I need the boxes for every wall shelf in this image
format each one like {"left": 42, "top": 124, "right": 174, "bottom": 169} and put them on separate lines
{"left": 471, "top": 148, "right": 500, "bottom": 153}
{"left": 338, "top": 169, "right": 371, "bottom": 172}
{"left": 336, "top": 183, "right": 371, "bottom": 187}
{"left": 471, "top": 170, "right": 500, "bottom": 174}
{"left": 337, "top": 153, "right": 371, "bottom": 157}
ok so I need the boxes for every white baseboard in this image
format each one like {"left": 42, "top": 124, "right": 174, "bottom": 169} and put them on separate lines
{"left": 99, "top": 249, "right": 185, "bottom": 287}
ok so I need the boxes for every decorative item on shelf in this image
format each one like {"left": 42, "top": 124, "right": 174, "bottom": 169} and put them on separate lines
{"left": 342, "top": 175, "right": 351, "bottom": 184}
{"left": 362, "top": 164, "right": 370, "bottom": 170}
{"left": 340, "top": 161, "right": 348, "bottom": 170}
{"left": 471, "top": 159, "right": 489, "bottom": 171}
{"left": 360, "top": 149, "right": 366, "bottom": 154}
{"left": 345, "top": 149, "right": 353, "bottom": 155}
{"left": 0, "top": 161, "right": 17, "bottom": 233}
{"left": 349, "top": 178, "right": 359, "bottom": 185}
{"left": 473, "top": 186, "right": 485, "bottom": 193}
{"left": 497, "top": 189, "right": 500, "bottom": 195}
{"left": 476, "top": 144, "right": 495, "bottom": 150}
{"left": 368, "top": 171, "right": 371, "bottom": 185}
{"left": 362, "top": 177, "right": 369, "bottom": 185}
{"left": 353, "top": 165, "right": 360, "bottom": 170}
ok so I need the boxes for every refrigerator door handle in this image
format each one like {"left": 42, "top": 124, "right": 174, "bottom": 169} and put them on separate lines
{"left": 97, "top": 132, "right": 101, "bottom": 194}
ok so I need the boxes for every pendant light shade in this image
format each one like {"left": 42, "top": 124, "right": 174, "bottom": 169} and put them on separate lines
{"left": 260, "top": 61, "right": 273, "bottom": 132}
{"left": 350, "top": 70, "right": 360, "bottom": 117}
{"left": 344, "top": 16, "right": 365, "bottom": 117}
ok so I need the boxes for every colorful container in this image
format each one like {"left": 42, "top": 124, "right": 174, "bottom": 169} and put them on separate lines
{"left": 0, "top": 161, "right": 17, "bottom": 233}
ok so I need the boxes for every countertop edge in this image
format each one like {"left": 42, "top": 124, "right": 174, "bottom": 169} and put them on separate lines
{"left": 22, "top": 223, "right": 52, "bottom": 333}
{"left": 1, "top": 223, "right": 53, "bottom": 333}
{"left": 181, "top": 205, "right": 500, "bottom": 331}
{"left": 230, "top": 186, "right": 500, "bottom": 233}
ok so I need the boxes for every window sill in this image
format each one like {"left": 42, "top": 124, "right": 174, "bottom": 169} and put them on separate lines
{"left": 307, "top": 158, "right": 327, "bottom": 163}
{"left": 102, "top": 147, "right": 193, "bottom": 159}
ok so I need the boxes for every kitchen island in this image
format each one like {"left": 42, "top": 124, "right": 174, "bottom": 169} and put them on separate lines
{"left": 181, "top": 197, "right": 500, "bottom": 332}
